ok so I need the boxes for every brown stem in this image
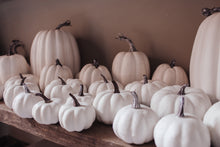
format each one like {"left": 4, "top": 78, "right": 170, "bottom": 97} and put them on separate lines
{"left": 78, "top": 84, "right": 84, "bottom": 96}
{"left": 23, "top": 84, "right": 31, "bottom": 93}
{"left": 202, "top": 7, "right": 220, "bottom": 17}
{"left": 100, "top": 74, "right": 108, "bottom": 83}
{"left": 92, "top": 59, "right": 99, "bottom": 68}
{"left": 131, "top": 91, "right": 141, "bottom": 109}
{"left": 116, "top": 34, "right": 137, "bottom": 52}
{"left": 177, "top": 85, "right": 188, "bottom": 95}
{"left": 20, "top": 77, "right": 27, "bottom": 86}
{"left": 55, "top": 20, "right": 71, "bottom": 30}
{"left": 19, "top": 73, "right": 24, "bottom": 79}
{"left": 56, "top": 59, "right": 62, "bottom": 67}
{"left": 170, "top": 59, "right": 176, "bottom": 68}
{"left": 178, "top": 96, "right": 185, "bottom": 117}
{"left": 69, "top": 93, "right": 80, "bottom": 107}
{"left": 58, "top": 76, "right": 66, "bottom": 85}
{"left": 12, "top": 40, "right": 24, "bottom": 54}
{"left": 35, "top": 93, "right": 52, "bottom": 103}
{"left": 143, "top": 75, "right": 148, "bottom": 84}
{"left": 112, "top": 80, "right": 120, "bottom": 93}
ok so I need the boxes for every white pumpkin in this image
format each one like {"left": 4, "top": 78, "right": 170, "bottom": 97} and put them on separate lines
{"left": 154, "top": 97, "right": 210, "bottom": 147}
{"left": 112, "top": 34, "right": 150, "bottom": 86}
{"left": 152, "top": 60, "right": 189, "bottom": 86}
{"left": 113, "top": 92, "right": 159, "bottom": 144}
{"left": 88, "top": 74, "right": 123, "bottom": 96}
{"left": 39, "top": 59, "right": 73, "bottom": 91}
{"left": 125, "top": 75, "right": 166, "bottom": 106}
{"left": 44, "top": 77, "right": 86, "bottom": 99}
{"left": 30, "top": 20, "right": 80, "bottom": 78}
{"left": 59, "top": 93, "right": 96, "bottom": 132}
{"left": 150, "top": 85, "right": 211, "bottom": 119}
{"left": 79, "top": 59, "right": 112, "bottom": 87}
{"left": 32, "top": 93, "right": 63, "bottom": 125}
{"left": 203, "top": 101, "right": 220, "bottom": 147}
{"left": 73, "top": 85, "right": 94, "bottom": 105}
{"left": 93, "top": 81, "right": 133, "bottom": 124}
{"left": 12, "top": 85, "right": 42, "bottom": 118}
{"left": 190, "top": 8, "right": 220, "bottom": 103}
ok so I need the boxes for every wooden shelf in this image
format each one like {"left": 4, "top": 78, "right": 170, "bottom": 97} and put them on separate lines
{"left": 0, "top": 101, "right": 155, "bottom": 147}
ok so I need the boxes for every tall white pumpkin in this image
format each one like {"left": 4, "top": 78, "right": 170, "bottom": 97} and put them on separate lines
{"left": 30, "top": 20, "right": 80, "bottom": 78}
{"left": 190, "top": 8, "right": 220, "bottom": 103}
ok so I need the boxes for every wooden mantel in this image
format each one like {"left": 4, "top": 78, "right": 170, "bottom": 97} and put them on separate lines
{"left": 0, "top": 101, "right": 155, "bottom": 147}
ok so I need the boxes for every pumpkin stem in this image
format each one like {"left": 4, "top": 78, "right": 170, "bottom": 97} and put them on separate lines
{"left": 58, "top": 76, "right": 66, "bottom": 85}
{"left": 19, "top": 73, "right": 24, "bottom": 79}
{"left": 12, "top": 40, "right": 24, "bottom": 54}
{"left": 202, "top": 7, "right": 220, "bottom": 17}
{"left": 78, "top": 84, "right": 84, "bottom": 96}
{"left": 131, "top": 91, "right": 141, "bottom": 109}
{"left": 116, "top": 34, "right": 137, "bottom": 52}
{"left": 23, "top": 84, "right": 31, "bottom": 93}
{"left": 177, "top": 85, "right": 188, "bottom": 95}
{"left": 55, "top": 20, "right": 71, "bottom": 30}
{"left": 170, "top": 59, "right": 176, "bottom": 68}
{"left": 35, "top": 93, "right": 52, "bottom": 103}
{"left": 69, "top": 93, "right": 80, "bottom": 107}
{"left": 177, "top": 96, "right": 185, "bottom": 117}
{"left": 112, "top": 80, "right": 120, "bottom": 93}
{"left": 143, "top": 74, "right": 148, "bottom": 84}
{"left": 56, "top": 59, "right": 62, "bottom": 67}
{"left": 20, "top": 77, "right": 27, "bottom": 86}
{"left": 100, "top": 74, "right": 108, "bottom": 83}
{"left": 92, "top": 59, "right": 99, "bottom": 68}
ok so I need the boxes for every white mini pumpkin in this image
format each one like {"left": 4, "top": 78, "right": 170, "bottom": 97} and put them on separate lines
{"left": 93, "top": 81, "right": 133, "bottom": 124}
{"left": 32, "top": 93, "right": 63, "bottom": 125}
{"left": 39, "top": 59, "right": 73, "bottom": 91}
{"left": 125, "top": 75, "right": 166, "bottom": 106}
{"left": 79, "top": 59, "right": 112, "bottom": 87}
{"left": 12, "top": 85, "right": 42, "bottom": 118}
{"left": 73, "top": 85, "right": 94, "bottom": 105}
{"left": 59, "top": 93, "right": 96, "bottom": 132}
{"left": 150, "top": 85, "right": 211, "bottom": 119}
{"left": 113, "top": 92, "right": 159, "bottom": 144}
{"left": 154, "top": 96, "right": 210, "bottom": 147}
{"left": 88, "top": 74, "right": 123, "bottom": 96}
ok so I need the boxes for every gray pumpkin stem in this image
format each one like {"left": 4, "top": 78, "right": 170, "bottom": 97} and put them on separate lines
{"left": 131, "top": 91, "right": 141, "bottom": 109}
{"left": 56, "top": 59, "right": 62, "bottom": 67}
{"left": 101, "top": 74, "right": 108, "bottom": 83}
{"left": 170, "top": 59, "right": 176, "bottom": 68}
{"left": 56, "top": 20, "right": 71, "bottom": 30}
{"left": 69, "top": 93, "right": 80, "bottom": 107}
{"left": 178, "top": 96, "right": 185, "bottom": 117}
{"left": 78, "top": 84, "right": 84, "bottom": 96}
{"left": 35, "top": 93, "right": 52, "bottom": 103}
{"left": 116, "top": 34, "right": 137, "bottom": 52}
{"left": 202, "top": 7, "right": 220, "bottom": 17}
{"left": 177, "top": 85, "right": 188, "bottom": 95}
{"left": 23, "top": 84, "right": 31, "bottom": 93}
{"left": 58, "top": 76, "right": 66, "bottom": 85}
{"left": 143, "top": 75, "right": 148, "bottom": 84}
{"left": 112, "top": 80, "right": 120, "bottom": 93}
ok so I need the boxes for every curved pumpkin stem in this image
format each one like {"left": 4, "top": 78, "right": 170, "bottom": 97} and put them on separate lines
{"left": 78, "top": 84, "right": 84, "bottom": 96}
{"left": 56, "top": 59, "right": 63, "bottom": 67}
{"left": 170, "top": 59, "right": 176, "bottom": 68}
{"left": 202, "top": 7, "right": 220, "bottom": 17}
{"left": 23, "top": 84, "right": 31, "bottom": 93}
{"left": 58, "top": 76, "right": 66, "bottom": 85}
{"left": 20, "top": 77, "right": 27, "bottom": 86}
{"left": 35, "top": 93, "right": 52, "bottom": 103}
{"left": 143, "top": 75, "right": 148, "bottom": 84}
{"left": 56, "top": 20, "right": 71, "bottom": 30}
{"left": 100, "top": 74, "right": 108, "bottom": 83}
{"left": 116, "top": 34, "right": 137, "bottom": 52}
{"left": 177, "top": 85, "right": 188, "bottom": 95}
{"left": 112, "top": 80, "right": 120, "bottom": 93}
{"left": 69, "top": 93, "right": 80, "bottom": 107}
{"left": 92, "top": 59, "right": 99, "bottom": 68}
{"left": 178, "top": 96, "right": 185, "bottom": 117}
{"left": 131, "top": 91, "right": 141, "bottom": 109}
{"left": 8, "top": 40, "right": 24, "bottom": 56}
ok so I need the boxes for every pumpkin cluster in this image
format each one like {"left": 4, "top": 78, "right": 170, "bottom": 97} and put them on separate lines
{"left": 1, "top": 7, "right": 220, "bottom": 146}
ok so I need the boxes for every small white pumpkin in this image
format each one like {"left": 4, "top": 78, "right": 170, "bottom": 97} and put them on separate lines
{"left": 79, "top": 59, "right": 112, "bottom": 87}
{"left": 93, "top": 81, "right": 133, "bottom": 125}
{"left": 59, "top": 93, "right": 96, "bottom": 132}
{"left": 125, "top": 75, "right": 166, "bottom": 106}
{"left": 32, "top": 93, "right": 63, "bottom": 125}
{"left": 113, "top": 91, "right": 159, "bottom": 144}
{"left": 39, "top": 59, "right": 73, "bottom": 91}
{"left": 154, "top": 96, "right": 210, "bottom": 147}
{"left": 73, "top": 85, "right": 94, "bottom": 105}
{"left": 12, "top": 85, "right": 42, "bottom": 118}
{"left": 152, "top": 59, "right": 189, "bottom": 86}
{"left": 150, "top": 85, "right": 211, "bottom": 119}
{"left": 203, "top": 101, "right": 220, "bottom": 147}
{"left": 88, "top": 74, "right": 123, "bottom": 96}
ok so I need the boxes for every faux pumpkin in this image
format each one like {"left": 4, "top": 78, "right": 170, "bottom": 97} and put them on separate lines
{"left": 39, "top": 59, "right": 73, "bottom": 91}
{"left": 150, "top": 85, "right": 211, "bottom": 119}
{"left": 93, "top": 81, "right": 133, "bottom": 124}
{"left": 88, "top": 74, "right": 123, "bottom": 96}
{"left": 190, "top": 7, "right": 220, "bottom": 103}
{"left": 30, "top": 20, "right": 80, "bottom": 78}
{"left": 154, "top": 96, "right": 210, "bottom": 147}
{"left": 113, "top": 92, "right": 159, "bottom": 144}
{"left": 0, "top": 40, "right": 30, "bottom": 84}
{"left": 152, "top": 59, "right": 189, "bottom": 86}
{"left": 203, "top": 100, "right": 220, "bottom": 147}
{"left": 73, "top": 85, "right": 94, "bottom": 105}
{"left": 12, "top": 85, "right": 42, "bottom": 118}
{"left": 32, "top": 93, "right": 63, "bottom": 125}
{"left": 59, "top": 93, "right": 96, "bottom": 132}
{"left": 125, "top": 75, "right": 166, "bottom": 106}
{"left": 79, "top": 59, "right": 112, "bottom": 87}
{"left": 112, "top": 34, "right": 150, "bottom": 86}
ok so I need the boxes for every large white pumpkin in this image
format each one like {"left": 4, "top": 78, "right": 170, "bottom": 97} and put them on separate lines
{"left": 190, "top": 9, "right": 220, "bottom": 103}
{"left": 30, "top": 20, "right": 80, "bottom": 78}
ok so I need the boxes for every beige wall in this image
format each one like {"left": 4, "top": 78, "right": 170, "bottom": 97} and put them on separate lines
{"left": 0, "top": 0, "right": 219, "bottom": 77}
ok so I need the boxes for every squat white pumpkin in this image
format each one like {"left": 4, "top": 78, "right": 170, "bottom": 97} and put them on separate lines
{"left": 154, "top": 96, "right": 210, "bottom": 147}
{"left": 113, "top": 91, "right": 159, "bottom": 144}
{"left": 59, "top": 93, "right": 96, "bottom": 132}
